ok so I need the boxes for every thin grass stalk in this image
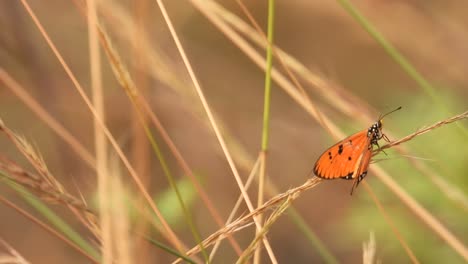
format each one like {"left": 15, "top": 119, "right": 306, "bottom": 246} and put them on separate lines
{"left": 286, "top": 209, "right": 339, "bottom": 264}
{"left": 97, "top": 20, "right": 209, "bottom": 261}
{"left": 93, "top": 3, "right": 244, "bottom": 255}
{"left": 207, "top": 156, "right": 260, "bottom": 262}
{"left": 153, "top": 0, "right": 277, "bottom": 261}
{"left": 362, "top": 232, "right": 377, "bottom": 264}
{"left": 0, "top": 239, "right": 30, "bottom": 264}
{"left": 0, "top": 195, "right": 98, "bottom": 263}
{"left": 255, "top": 0, "right": 275, "bottom": 263}
{"left": 130, "top": 2, "right": 153, "bottom": 261}
{"left": 377, "top": 111, "right": 468, "bottom": 152}
{"left": 194, "top": 1, "right": 339, "bottom": 261}
{"left": 239, "top": 197, "right": 291, "bottom": 264}
{"left": 189, "top": 2, "right": 468, "bottom": 260}
{"left": 87, "top": 1, "right": 112, "bottom": 262}
{"left": 335, "top": 0, "right": 468, "bottom": 137}
{"left": 0, "top": 178, "right": 101, "bottom": 262}
{"left": 180, "top": 110, "right": 467, "bottom": 259}
{"left": 142, "top": 235, "right": 197, "bottom": 264}
{"left": 371, "top": 165, "right": 468, "bottom": 261}
{"left": 0, "top": 69, "right": 96, "bottom": 169}
{"left": 362, "top": 182, "right": 420, "bottom": 264}
{"left": 19, "top": 0, "right": 186, "bottom": 252}
{"left": 2, "top": 23, "right": 241, "bottom": 261}
{"left": 180, "top": 178, "right": 323, "bottom": 259}
{"left": 0, "top": 153, "right": 88, "bottom": 213}
{"left": 210, "top": 0, "right": 468, "bottom": 211}
{"left": 96, "top": 8, "right": 332, "bottom": 262}
{"left": 108, "top": 167, "right": 132, "bottom": 264}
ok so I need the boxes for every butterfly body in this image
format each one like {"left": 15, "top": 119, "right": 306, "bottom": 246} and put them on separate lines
{"left": 313, "top": 120, "right": 386, "bottom": 194}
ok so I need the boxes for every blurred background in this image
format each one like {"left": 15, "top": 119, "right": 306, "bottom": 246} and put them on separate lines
{"left": 0, "top": 0, "right": 467, "bottom": 263}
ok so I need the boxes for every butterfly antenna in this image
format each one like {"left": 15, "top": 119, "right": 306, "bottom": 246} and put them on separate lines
{"left": 379, "top": 106, "right": 402, "bottom": 121}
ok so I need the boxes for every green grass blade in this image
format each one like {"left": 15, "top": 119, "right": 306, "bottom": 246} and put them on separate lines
{"left": 261, "top": 0, "right": 275, "bottom": 151}
{"left": 288, "top": 208, "right": 339, "bottom": 264}
{"left": 336, "top": 0, "right": 468, "bottom": 137}
{"left": 1, "top": 176, "right": 101, "bottom": 261}
{"left": 143, "top": 234, "right": 197, "bottom": 264}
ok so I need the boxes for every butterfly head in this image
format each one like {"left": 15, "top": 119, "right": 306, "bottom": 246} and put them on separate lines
{"left": 367, "top": 121, "right": 383, "bottom": 143}
{"left": 369, "top": 107, "right": 402, "bottom": 144}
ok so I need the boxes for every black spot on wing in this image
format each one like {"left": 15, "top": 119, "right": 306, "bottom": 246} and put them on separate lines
{"left": 338, "top": 144, "right": 343, "bottom": 155}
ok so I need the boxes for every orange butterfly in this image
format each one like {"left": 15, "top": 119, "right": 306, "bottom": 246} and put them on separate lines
{"left": 313, "top": 107, "right": 401, "bottom": 195}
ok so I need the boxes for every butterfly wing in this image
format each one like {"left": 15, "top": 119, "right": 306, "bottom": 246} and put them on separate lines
{"left": 313, "top": 130, "right": 371, "bottom": 179}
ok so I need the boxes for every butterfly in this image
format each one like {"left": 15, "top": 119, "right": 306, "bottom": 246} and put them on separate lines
{"left": 313, "top": 107, "right": 401, "bottom": 195}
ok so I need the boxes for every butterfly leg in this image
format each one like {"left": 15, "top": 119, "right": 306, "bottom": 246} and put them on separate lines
{"left": 374, "top": 141, "right": 388, "bottom": 156}
{"left": 382, "top": 134, "right": 391, "bottom": 142}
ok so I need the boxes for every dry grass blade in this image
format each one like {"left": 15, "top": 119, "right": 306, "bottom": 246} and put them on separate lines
{"left": 362, "top": 232, "right": 378, "bottom": 264}
{"left": 0, "top": 239, "right": 30, "bottom": 264}
{"left": 0, "top": 239, "right": 29, "bottom": 264}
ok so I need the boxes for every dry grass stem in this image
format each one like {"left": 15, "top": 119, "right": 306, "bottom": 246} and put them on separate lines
{"left": 19, "top": 0, "right": 185, "bottom": 252}
{"left": 363, "top": 183, "right": 420, "bottom": 264}
{"left": 0, "top": 155, "right": 89, "bottom": 213}
{"left": 197, "top": 0, "right": 468, "bottom": 227}
{"left": 377, "top": 110, "right": 468, "bottom": 152}
{"left": 362, "top": 232, "right": 378, "bottom": 264}
{"left": 0, "top": 69, "right": 96, "bottom": 169}
{"left": 0, "top": 121, "right": 91, "bottom": 214}
{"left": 92, "top": 8, "right": 243, "bottom": 256}
{"left": 0, "top": 196, "right": 98, "bottom": 263}
{"left": 153, "top": 0, "right": 277, "bottom": 261}
{"left": 0, "top": 239, "right": 30, "bottom": 264}
{"left": 237, "top": 197, "right": 293, "bottom": 264}
{"left": 86, "top": 1, "right": 112, "bottom": 263}
{"left": 207, "top": 156, "right": 261, "bottom": 262}
{"left": 179, "top": 178, "right": 322, "bottom": 259}
{"left": 188, "top": 3, "right": 468, "bottom": 259}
